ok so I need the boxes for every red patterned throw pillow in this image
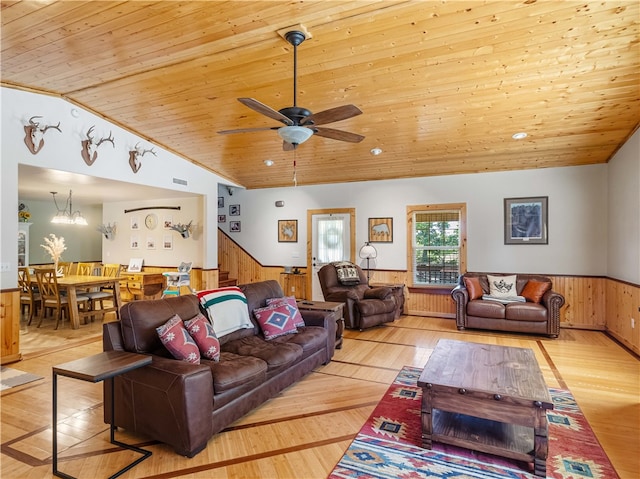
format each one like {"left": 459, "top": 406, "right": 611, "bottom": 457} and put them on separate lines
{"left": 184, "top": 313, "right": 220, "bottom": 361}
{"left": 156, "top": 314, "right": 200, "bottom": 364}
{"left": 253, "top": 302, "right": 298, "bottom": 340}
{"left": 265, "top": 296, "right": 305, "bottom": 327}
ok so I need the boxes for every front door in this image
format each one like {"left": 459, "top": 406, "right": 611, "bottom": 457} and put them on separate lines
{"left": 307, "top": 209, "right": 355, "bottom": 301}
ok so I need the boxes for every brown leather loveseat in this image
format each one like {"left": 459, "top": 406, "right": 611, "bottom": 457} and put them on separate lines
{"left": 102, "top": 280, "right": 336, "bottom": 457}
{"left": 451, "top": 272, "right": 565, "bottom": 338}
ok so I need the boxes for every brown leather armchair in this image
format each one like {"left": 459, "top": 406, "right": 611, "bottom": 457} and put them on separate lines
{"left": 318, "top": 263, "right": 397, "bottom": 330}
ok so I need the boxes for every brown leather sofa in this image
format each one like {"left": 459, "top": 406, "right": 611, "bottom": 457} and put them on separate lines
{"left": 102, "top": 280, "right": 335, "bottom": 457}
{"left": 318, "top": 263, "right": 398, "bottom": 330}
{"left": 451, "top": 272, "right": 565, "bottom": 338}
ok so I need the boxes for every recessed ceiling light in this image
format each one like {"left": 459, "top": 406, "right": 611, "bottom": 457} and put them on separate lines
{"left": 512, "top": 132, "right": 528, "bottom": 140}
{"left": 264, "top": 160, "right": 274, "bottom": 166}
{"left": 370, "top": 148, "right": 383, "bottom": 156}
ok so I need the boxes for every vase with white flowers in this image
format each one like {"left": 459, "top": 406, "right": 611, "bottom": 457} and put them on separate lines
{"left": 41, "top": 234, "right": 67, "bottom": 274}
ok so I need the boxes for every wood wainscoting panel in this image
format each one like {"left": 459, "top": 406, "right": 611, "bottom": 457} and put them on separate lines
{"left": 549, "top": 275, "right": 607, "bottom": 330}
{"left": 605, "top": 278, "right": 640, "bottom": 355}
{"left": 1, "top": 289, "right": 21, "bottom": 364}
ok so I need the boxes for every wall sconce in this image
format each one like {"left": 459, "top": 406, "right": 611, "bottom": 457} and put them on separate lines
{"left": 97, "top": 222, "right": 116, "bottom": 240}
{"left": 170, "top": 221, "right": 193, "bottom": 239}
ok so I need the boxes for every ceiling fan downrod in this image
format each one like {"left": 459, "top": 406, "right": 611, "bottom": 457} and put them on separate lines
{"left": 284, "top": 30, "right": 306, "bottom": 108}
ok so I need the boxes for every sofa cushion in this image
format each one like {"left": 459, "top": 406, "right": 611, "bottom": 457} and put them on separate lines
{"left": 185, "top": 313, "right": 221, "bottom": 361}
{"left": 222, "top": 336, "right": 303, "bottom": 373}
{"left": 521, "top": 280, "right": 551, "bottom": 303}
{"left": 156, "top": 314, "right": 200, "bottom": 364}
{"left": 266, "top": 296, "right": 305, "bottom": 327}
{"left": 253, "top": 302, "right": 299, "bottom": 340}
{"left": 197, "top": 287, "right": 254, "bottom": 336}
{"left": 467, "top": 298, "right": 506, "bottom": 319}
{"left": 357, "top": 297, "right": 396, "bottom": 316}
{"left": 505, "top": 302, "right": 548, "bottom": 322}
{"left": 206, "top": 352, "right": 267, "bottom": 393}
{"left": 272, "top": 326, "right": 328, "bottom": 358}
{"left": 487, "top": 274, "right": 517, "bottom": 298}
{"left": 463, "top": 276, "right": 484, "bottom": 300}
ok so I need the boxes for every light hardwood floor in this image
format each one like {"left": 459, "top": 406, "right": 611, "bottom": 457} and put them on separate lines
{"left": 2, "top": 313, "right": 638, "bottom": 479}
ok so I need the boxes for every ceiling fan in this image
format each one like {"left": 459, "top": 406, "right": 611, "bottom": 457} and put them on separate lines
{"left": 218, "top": 30, "right": 364, "bottom": 150}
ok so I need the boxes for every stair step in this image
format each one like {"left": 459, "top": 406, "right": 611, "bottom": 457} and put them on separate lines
{"left": 219, "top": 278, "right": 238, "bottom": 287}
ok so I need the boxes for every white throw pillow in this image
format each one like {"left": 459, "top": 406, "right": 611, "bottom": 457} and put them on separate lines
{"left": 487, "top": 274, "right": 517, "bottom": 298}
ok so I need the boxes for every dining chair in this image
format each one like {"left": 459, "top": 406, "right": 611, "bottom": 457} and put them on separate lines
{"left": 18, "top": 267, "right": 41, "bottom": 325}
{"left": 76, "top": 262, "right": 112, "bottom": 322}
{"left": 57, "top": 261, "right": 74, "bottom": 276}
{"left": 35, "top": 268, "right": 89, "bottom": 329}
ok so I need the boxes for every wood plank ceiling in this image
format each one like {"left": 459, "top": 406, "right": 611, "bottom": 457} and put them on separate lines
{"left": 2, "top": 1, "right": 639, "bottom": 189}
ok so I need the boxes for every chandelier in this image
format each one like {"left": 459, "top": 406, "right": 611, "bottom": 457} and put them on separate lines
{"left": 50, "top": 190, "right": 88, "bottom": 225}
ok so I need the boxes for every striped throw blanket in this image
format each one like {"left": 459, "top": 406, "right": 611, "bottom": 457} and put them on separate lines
{"left": 196, "top": 287, "right": 254, "bottom": 336}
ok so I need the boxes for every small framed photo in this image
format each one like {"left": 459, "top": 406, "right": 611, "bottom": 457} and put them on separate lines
{"left": 130, "top": 235, "right": 139, "bottom": 249}
{"left": 130, "top": 216, "right": 140, "bottom": 230}
{"left": 218, "top": 214, "right": 227, "bottom": 223}
{"left": 163, "top": 215, "right": 173, "bottom": 229}
{"left": 218, "top": 196, "right": 224, "bottom": 208}
{"left": 278, "top": 220, "right": 298, "bottom": 242}
{"left": 504, "top": 196, "right": 548, "bottom": 244}
{"left": 229, "top": 204, "right": 240, "bottom": 216}
{"left": 146, "top": 237, "right": 156, "bottom": 250}
{"left": 127, "top": 258, "right": 143, "bottom": 273}
{"left": 230, "top": 221, "right": 241, "bottom": 232}
{"left": 163, "top": 235, "right": 173, "bottom": 250}
{"left": 368, "top": 217, "right": 393, "bottom": 243}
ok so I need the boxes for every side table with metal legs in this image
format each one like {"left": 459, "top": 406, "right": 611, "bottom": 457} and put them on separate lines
{"left": 52, "top": 351, "right": 153, "bottom": 479}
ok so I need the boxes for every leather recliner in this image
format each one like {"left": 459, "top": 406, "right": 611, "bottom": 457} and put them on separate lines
{"left": 318, "top": 263, "right": 397, "bottom": 330}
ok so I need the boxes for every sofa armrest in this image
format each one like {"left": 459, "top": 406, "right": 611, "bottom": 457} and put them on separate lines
{"left": 542, "top": 289, "right": 565, "bottom": 337}
{"left": 103, "top": 322, "right": 125, "bottom": 351}
{"left": 300, "top": 309, "right": 337, "bottom": 360}
{"left": 104, "top": 355, "right": 214, "bottom": 457}
{"left": 451, "top": 284, "right": 470, "bottom": 329}
{"left": 364, "top": 287, "right": 392, "bottom": 300}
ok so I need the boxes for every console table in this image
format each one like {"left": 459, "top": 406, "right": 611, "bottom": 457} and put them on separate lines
{"left": 297, "top": 300, "right": 345, "bottom": 349}
{"left": 52, "top": 351, "right": 153, "bottom": 479}
{"left": 122, "top": 271, "right": 165, "bottom": 301}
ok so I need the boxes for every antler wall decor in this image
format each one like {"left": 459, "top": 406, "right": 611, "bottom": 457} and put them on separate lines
{"left": 96, "top": 222, "right": 116, "bottom": 240}
{"left": 128, "top": 142, "right": 157, "bottom": 173}
{"left": 81, "top": 126, "right": 115, "bottom": 166}
{"left": 23, "top": 116, "right": 62, "bottom": 154}
{"left": 170, "top": 221, "right": 193, "bottom": 239}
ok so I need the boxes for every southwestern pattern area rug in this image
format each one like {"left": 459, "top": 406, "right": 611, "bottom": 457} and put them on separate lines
{"left": 329, "top": 366, "right": 619, "bottom": 479}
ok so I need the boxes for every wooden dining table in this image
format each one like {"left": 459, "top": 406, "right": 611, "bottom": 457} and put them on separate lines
{"left": 32, "top": 274, "right": 123, "bottom": 330}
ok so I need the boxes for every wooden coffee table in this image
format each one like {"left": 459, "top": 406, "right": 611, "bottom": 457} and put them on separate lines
{"left": 417, "top": 339, "right": 553, "bottom": 477}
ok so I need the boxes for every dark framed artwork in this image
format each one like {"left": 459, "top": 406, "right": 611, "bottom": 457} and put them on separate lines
{"left": 504, "top": 196, "right": 548, "bottom": 244}
{"left": 368, "top": 217, "right": 393, "bottom": 243}
{"left": 218, "top": 214, "right": 226, "bottom": 223}
{"left": 229, "top": 204, "right": 240, "bottom": 216}
{"left": 229, "top": 221, "right": 241, "bottom": 232}
{"left": 218, "top": 196, "right": 224, "bottom": 208}
{"left": 278, "top": 220, "right": 298, "bottom": 242}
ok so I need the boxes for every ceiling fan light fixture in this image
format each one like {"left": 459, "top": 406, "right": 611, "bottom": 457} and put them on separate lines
{"left": 278, "top": 126, "right": 313, "bottom": 145}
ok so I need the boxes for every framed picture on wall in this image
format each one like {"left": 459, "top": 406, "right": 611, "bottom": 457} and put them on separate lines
{"left": 218, "top": 214, "right": 226, "bottom": 223}
{"left": 218, "top": 196, "right": 224, "bottom": 208}
{"left": 504, "top": 196, "right": 548, "bottom": 244}
{"left": 130, "top": 235, "right": 139, "bottom": 249}
{"left": 368, "top": 217, "right": 393, "bottom": 243}
{"left": 163, "top": 235, "right": 173, "bottom": 250}
{"left": 130, "top": 216, "right": 140, "bottom": 230}
{"left": 229, "top": 204, "right": 240, "bottom": 216}
{"left": 146, "top": 237, "right": 156, "bottom": 249}
{"left": 230, "top": 221, "right": 241, "bottom": 232}
{"left": 278, "top": 220, "right": 298, "bottom": 242}
{"left": 163, "top": 215, "right": 173, "bottom": 229}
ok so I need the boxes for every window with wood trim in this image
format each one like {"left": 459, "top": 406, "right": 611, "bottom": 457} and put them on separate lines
{"left": 407, "top": 204, "right": 466, "bottom": 287}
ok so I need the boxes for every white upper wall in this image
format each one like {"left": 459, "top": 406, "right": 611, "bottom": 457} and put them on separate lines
{"left": 607, "top": 128, "right": 640, "bottom": 284}
{"left": 219, "top": 162, "right": 609, "bottom": 276}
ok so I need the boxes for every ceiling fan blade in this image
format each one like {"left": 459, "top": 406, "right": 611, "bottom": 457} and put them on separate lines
{"left": 238, "top": 98, "right": 293, "bottom": 125}
{"left": 218, "top": 127, "right": 278, "bottom": 134}
{"left": 314, "top": 127, "right": 365, "bottom": 143}
{"left": 282, "top": 141, "right": 297, "bottom": 151}
{"left": 300, "top": 104, "right": 362, "bottom": 126}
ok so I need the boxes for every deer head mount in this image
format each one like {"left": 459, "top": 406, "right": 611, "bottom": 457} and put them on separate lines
{"left": 23, "top": 116, "right": 62, "bottom": 154}
{"left": 96, "top": 222, "right": 116, "bottom": 240}
{"left": 170, "top": 221, "right": 193, "bottom": 239}
{"left": 81, "top": 126, "right": 115, "bottom": 166}
{"left": 128, "top": 142, "right": 157, "bottom": 173}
